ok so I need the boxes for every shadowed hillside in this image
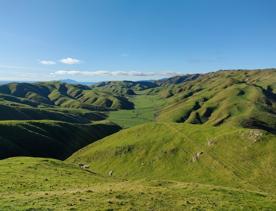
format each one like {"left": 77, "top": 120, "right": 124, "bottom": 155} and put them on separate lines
{"left": 0, "top": 120, "right": 120, "bottom": 160}
{"left": 0, "top": 104, "right": 106, "bottom": 123}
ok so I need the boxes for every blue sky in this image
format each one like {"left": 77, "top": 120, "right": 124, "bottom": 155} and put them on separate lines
{"left": 0, "top": 0, "right": 275, "bottom": 81}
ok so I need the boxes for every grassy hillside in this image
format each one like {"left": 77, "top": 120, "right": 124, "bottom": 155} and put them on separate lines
{"left": 0, "top": 81, "right": 134, "bottom": 110}
{"left": 105, "top": 69, "right": 276, "bottom": 131}
{"left": 0, "top": 120, "right": 120, "bottom": 160}
{"left": 0, "top": 157, "right": 275, "bottom": 210}
{"left": 0, "top": 104, "right": 106, "bottom": 123}
{"left": 157, "top": 70, "right": 276, "bottom": 132}
{"left": 155, "top": 74, "right": 200, "bottom": 86}
{"left": 92, "top": 80, "right": 157, "bottom": 96}
{"left": 91, "top": 75, "right": 200, "bottom": 96}
{"left": 68, "top": 122, "right": 276, "bottom": 193}
{"left": 0, "top": 81, "right": 129, "bottom": 161}
{"left": 0, "top": 69, "right": 276, "bottom": 210}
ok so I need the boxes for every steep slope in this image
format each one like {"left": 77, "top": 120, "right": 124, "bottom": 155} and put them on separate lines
{"left": 0, "top": 104, "right": 106, "bottom": 123}
{"left": 0, "top": 82, "right": 128, "bottom": 161}
{"left": 0, "top": 120, "right": 120, "bottom": 160}
{"left": 157, "top": 70, "right": 276, "bottom": 132}
{"left": 68, "top": 122, "right": 276, "bottom": 193}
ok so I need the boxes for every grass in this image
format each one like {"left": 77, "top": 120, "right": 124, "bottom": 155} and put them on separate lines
{"left": 92, "top": 80, "right": 158, "bottom": 95}
{"left": 0, "top": 69, "right": 275, "bottom": 210}
{"left": 68, "top": 122, "right": 276, "bottom": 194}
{"left": 107, "top": 92, "right": 166, "bottom": 128}
{"left": 0, "top": 81, "right": 134, "bottom": 110}
{"left": 0, "top": 103, "right": 107, "bottom": 123}
{"left": 157, "top": 70, "right": 276, "bottom": 132}
{"left": 0, "top": 120, "right": 120, "bottom": 160}
{"left": 0, "top": 157, "right": 275, "bottom": 210}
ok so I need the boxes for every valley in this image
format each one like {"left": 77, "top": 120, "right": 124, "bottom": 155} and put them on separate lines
{"left": 0, "top": 69, "right": 275, "bottom": 210}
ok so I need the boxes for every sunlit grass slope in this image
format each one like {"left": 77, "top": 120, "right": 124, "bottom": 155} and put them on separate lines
{"left": 0, "top": 81, "right": 134, "bottom": 110}
{"left": 92, "top": 80, "right": 158, "bottom": 96}
{"left": 0, "top": 157, "right": 275, "bottom": 210}
{"left": 69, "top": 122, "right": 276, "bottom": 193}
{"left": 157, "top": 69, "right": 276, "bottom": 132}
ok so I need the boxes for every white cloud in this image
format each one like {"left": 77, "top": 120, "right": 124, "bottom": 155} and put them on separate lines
{"left": 52, "top": 70, "right": 181, "bottom": 77}
{"left": 39, "top": 60, "right": 56, "bottom": 65}
{"left": 60, "top": 57, "right": 80, "bottom": 65}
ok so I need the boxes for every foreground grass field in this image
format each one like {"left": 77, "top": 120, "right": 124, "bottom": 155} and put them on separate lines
{"left": 0, "top": 157, "right": 275, "bottom": 210}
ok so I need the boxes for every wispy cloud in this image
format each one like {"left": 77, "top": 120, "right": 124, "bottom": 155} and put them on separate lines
{"left": 52, "top": 70, "right": 181, "bottom": 77}
{"left": 39, "top": 60, "right": 56, "bottom": 65}
{"left": 60, "top": 57, "right": 80, "bottom": 65}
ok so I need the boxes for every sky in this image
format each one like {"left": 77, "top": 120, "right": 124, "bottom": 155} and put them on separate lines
{"left": 0, "top": 0, "right": 275, "bottom": 82}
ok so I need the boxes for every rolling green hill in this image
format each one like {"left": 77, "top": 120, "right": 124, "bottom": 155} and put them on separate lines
{"left": 0, "top": 104, "right": 106, "bottom": 123}
{"left": 0, "top": 81, "right": 134, "bottom": 110}
{"left": 91, "top": 75, "right": 200, "bottom": 96}
{"left": 68, "top": 122, "right": 276, "bottom": 193}
{"left": 0, "top": 82, "right": 130, "bottom": 160}
{"left": 157, "top": 69, "right": 276, "bottom": 133}
{"left": 103, "top": 69, "right": 276, "bottom": 131}
{"left": 1, "top": 69, "right": 276, "bottom": 210}
{"left": 0, "top": 120, "right": 120, "bottom": 160}
{"left": 155, "top": 74, "right": 200, "bottom": 86}
{"left": 91, "top": 80, "right": 158, "bottom": 96}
